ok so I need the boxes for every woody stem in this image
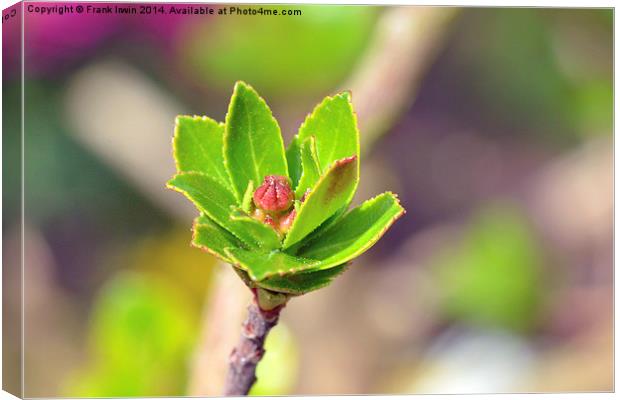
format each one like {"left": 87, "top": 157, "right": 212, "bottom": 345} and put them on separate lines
{"left": 223, "top": 294, "right": 284, "bottom": 396}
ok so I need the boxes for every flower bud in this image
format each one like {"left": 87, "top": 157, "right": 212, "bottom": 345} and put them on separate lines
{"left": 253, "top": 175, "right": 294, "bottom": 214}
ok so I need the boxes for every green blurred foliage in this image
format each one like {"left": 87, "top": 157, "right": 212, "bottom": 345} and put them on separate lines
{"left": 433, "top": 204, "right": 545, "bottom": 332}
{"left": 572, "top": 77, "right": 612, "bottom": 136}
{"left": 179, "top": 6, "right": 377, "bottom": 98}
{"left": 250, "top": 323, "right": 299, "bottom": 396}
{"left": 63, "top": 230, "right": 301, "bottom": 397}
{"left": 64, "top": 272, "right": 198, "bottom": 397}
{"left": 62, "top": 228, "right": 219, "bottom": 396}
{"left": 2, "top": 83, "right": 21, "bottom": 228}
{"left": 128, "top": 228, "right": 217, "bottom": 308}
{"left": 453, "top": 8, "right": 612, "bottom": 142}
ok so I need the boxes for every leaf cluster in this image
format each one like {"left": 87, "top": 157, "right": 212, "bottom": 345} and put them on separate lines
{"left": 168, "top": 82, "right": 404, "bottom": 297}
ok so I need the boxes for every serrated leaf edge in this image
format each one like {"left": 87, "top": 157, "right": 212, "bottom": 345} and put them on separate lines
{"left": 258, "top": 263, "right": 350, "bottom": 295}
{"left": 190, "top": 218, "right": 237, "bottom": 263}
{"left": 297, "top": 91, "right": 360, "bottom": 176}
{"left": 295, "top": 136, "right": 321, "bottom": 198}
{"left": 224, "top": 248, "right": 321, "bottom": 282}
{"left": 172, "top": 115, "right": 232, "bottom": 189}
{"left": 165, "top": 173, "right": 254, "bottom": 247}
{"left": 307, "top": 191, "right": 405, "bottom": 270}
{"left": 282, "top": 155, "right": 359, "bottom": 249}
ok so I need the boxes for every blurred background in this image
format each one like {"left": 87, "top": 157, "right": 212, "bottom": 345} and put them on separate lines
{"left": 2, "top": 4, "right": 613, "bottom": 396}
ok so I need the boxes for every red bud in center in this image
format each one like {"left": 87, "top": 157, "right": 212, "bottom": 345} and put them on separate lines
{"left": 253, "top": 175, "right": 294, "bottom": 214}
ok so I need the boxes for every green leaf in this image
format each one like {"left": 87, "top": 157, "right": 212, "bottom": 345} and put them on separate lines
{"left": 167, "top": 172, "right": 257, "bottom": 247}
{"left": 282, "top": 156, "right": 359, "bottom": 249}
{"left": 241, "top": 180, "right": 255, "bottom": 213}
{"left": 285, "top": 204, "right": 348, "bottom": 254}
{"left": 258, "top": 264, "right": 348, "bottom": 295}
{"left": 173, "top": 116, "right": 231, "bottom": 188}
{"left": 229, "top": 209, "right": 281, "bottom": 251}
{"left": 294, "top": 136, "right": 321, "bottom": 198}
{"left": 224, "top": 81, "right": 288, "bottom": 200}
{"left": 192, "top": 215, "right": 244, "bottom": 263}
{"left": 298, "top": 192, "right": 404, "bottom": 269}
{"left": 297, "top": 92, "right": 359, "bottom": 173}
{"left": 69, "top": 273, "right": 195, "bottom": 397}
{"left": 285, "top": 136, "right": 302, "bottom": 189}
{"left": 225, "top": 248, "right": 320, "bottom": 282}
{"left": 167, "top": 172, "right": 235, "bottom": 221}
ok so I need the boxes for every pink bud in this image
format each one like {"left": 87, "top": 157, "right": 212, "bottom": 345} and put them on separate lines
{"left": 253, "top": 175, "right": 294, "bottom": 214}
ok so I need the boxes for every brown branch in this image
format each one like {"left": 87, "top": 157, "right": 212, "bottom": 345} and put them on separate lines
{"left": 223, "top": 294, "right": 285, "bottom": 396}
{"left": 342, "top": 7, "right": 459, "bottom": 152}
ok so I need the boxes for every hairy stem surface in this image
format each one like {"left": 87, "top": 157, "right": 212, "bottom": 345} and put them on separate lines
{"left": 223, "top": 295, "right": 284, "bottom": 396}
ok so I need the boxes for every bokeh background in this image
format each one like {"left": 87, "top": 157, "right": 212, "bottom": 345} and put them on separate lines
{"left": 2, "top": 4, "right": 613, "bottom": 397}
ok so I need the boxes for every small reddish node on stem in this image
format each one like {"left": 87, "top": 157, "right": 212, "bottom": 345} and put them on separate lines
{"left": 263, "top": 215, "right": 277, "bottom": 230}
{"left": 278, "top": 209, "right": 296, "bottom": 234}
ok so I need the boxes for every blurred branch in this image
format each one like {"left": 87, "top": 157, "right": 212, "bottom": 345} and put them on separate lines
{"left": 343, "top": 7, "right": 458, "bottom": 152}
{"left": 187, "top": 266, "right": 250, "bottom": 395}
{"left": 526, "top": 137, "right": 612, "bottom": 252}
{"left": 64, "top": 60, "right": 195, "bottom": 221}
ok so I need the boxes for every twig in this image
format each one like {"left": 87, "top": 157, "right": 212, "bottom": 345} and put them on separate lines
{"left": 343, "top": 7, "right": 458, "bottom": 152}
{"left": 223, "top": 293, "right": 285, "bottom": 396}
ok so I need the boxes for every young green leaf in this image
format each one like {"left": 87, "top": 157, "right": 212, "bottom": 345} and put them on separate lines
{"left": 285, "top": 136, "right": 302, "bottom": 189}
{"left": 297, "top": 92, "right": 359, "bottom": 173}
{"left": 192, "top": 215, "right": 244, "bottom": 263}
{"left": 173, "top": 116, "right": 231, "bottom": 188}
{"left": 282, "top": 156, "right": 359, "bottom": 249}
{"left": 298, "top": 192, "right": 405, "bottom": 269}
{"left": 167, "top": 172, "right": 259, "bottom": 247}
{"left": 241, "top": 180, "right": 255, "bottom": 213}
{"left": 285, "top": 204, "right": 348, "bottom": 254}
{"left": 294, "top": 136, "right": 321, "bottom": 198}
{"left": 258, "top": 264, "right": 348, "bottom": 295}
{"left": 225, "top": 248, "right": 320, "bottom": 282}
{"left": 229, "top": 209, "right": 281, "bottom": 251}
{"left": 224, "top": 81, "right": 288, "bottom": 200}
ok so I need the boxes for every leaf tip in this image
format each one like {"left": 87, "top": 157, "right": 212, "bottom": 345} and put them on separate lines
{"left": 340, "top": 90, "right": 353, "bottom": 102}
{"left": 174, "top": 114, "right": 187, "bottom": 126}
{"left": 334, "top": 155, "right": 357, "bottom": 167}
{"left": 165, "top": 175, "right": 179, "bottom": 190}
{"left": 233, "top": 80, "right": 255, "bottom": 95}
{"left": 387, "top": 191, "right": 407, "bottom": 215}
